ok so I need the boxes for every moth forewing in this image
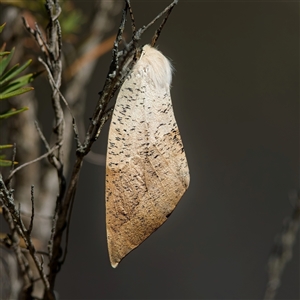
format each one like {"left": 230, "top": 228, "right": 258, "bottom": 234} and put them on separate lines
{"left": 106, "top": 44, "right": 190, "bottom": 268}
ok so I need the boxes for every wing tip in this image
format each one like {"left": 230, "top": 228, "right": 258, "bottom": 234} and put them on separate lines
{"left": 110, "top": 260, "right": 119, "bottom": 268}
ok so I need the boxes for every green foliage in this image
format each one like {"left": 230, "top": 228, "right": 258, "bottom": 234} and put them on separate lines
{"left": 0, "top": 23, "right": 6, "bottom": 34}
{"left": 0, "top": 48, "right": 41, "bottom": 100}
{"left": 0, "top": 145, "right": 17, "bottom": 167}
{"left": 0, "top": 23, "right": 38, "bottom": 167}
{"left": 0, "top": 107, "right": 29, "bottom": 119}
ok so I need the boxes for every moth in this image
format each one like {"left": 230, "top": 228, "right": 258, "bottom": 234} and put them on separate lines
{"left": 106, "top": 44, "right": 190, "bottom": 268}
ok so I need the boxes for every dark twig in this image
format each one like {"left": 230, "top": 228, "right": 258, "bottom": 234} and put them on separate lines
{"left": 111, "top": 2, "right": 128, "bottom": 80}
{"left": 22, "top": 18, "right": 49, "bottom": 59}
{"left": 134, "top": 0, "right": 178, "bottom": 42}
{"left": 47, "top": 201, "right": 58, "bottom": 260}
{"left": 28, "top": 185, "right": 35, "bottom": 235}
{"left": 60, "top": 185, "right": 76, "bottom": 266}
{"left": 264, "top": 191, "right": 300, "bottom": 299}
{"left": 95, "top": 107, "right": 114, "bottom": 139}
{"left": 34, "top": 121, "right": 51, "bottom": 152}
{"left": 151, "top": 0, "right": 178, "bottom": 46}
{"left": 126, "top": 0, "right": 136, "bottom": 36}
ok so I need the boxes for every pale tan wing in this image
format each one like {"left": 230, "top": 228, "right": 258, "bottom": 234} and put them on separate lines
{"left": 105, "top": 45, "right": 190, "bottom": 268}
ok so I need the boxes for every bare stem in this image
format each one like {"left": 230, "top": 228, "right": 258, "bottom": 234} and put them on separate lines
{"left": 28, "top": 185, "right": 35, "bottom": 235}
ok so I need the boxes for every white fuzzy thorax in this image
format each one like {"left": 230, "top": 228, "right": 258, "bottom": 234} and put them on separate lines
{"left": 134, "top": 44, "right": 173, "bottom": 89}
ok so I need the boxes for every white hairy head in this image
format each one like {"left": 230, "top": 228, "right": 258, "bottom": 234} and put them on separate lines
{"left": 134, "top": 44, "right": 173, "bottom": 89}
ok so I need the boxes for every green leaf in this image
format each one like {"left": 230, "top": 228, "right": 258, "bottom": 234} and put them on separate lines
{"left": 0, "top": 23, "right": 5, "bottom": 34}
{"left": 0, "top": 144, "right": 13, "bottom": 150}
{"left": 0, "top": 159, "right": 18, "bottom": 167}
{"left": 0, "top": 63, "right": 20, "bottom": 83}
{"left": 0, "top": 87, "right": 34, "bottom": 100}
{"left": 0, "top": 107, "right": 28, "bottom": 119}
{"left": 0, "top": 52, "right": 10, "bottom": 56}
{"left": 1, "top": 71, "right": 43, "bottom": 95}
{"left": 0, "top": 47, "right": 15, "bottom": 76}
{"left": 0, "top": 59, "right": 32, "bottom": 85}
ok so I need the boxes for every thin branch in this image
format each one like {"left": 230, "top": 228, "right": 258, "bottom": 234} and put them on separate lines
{"left": 151, "top": 0, "right": 178, "bottom": 46}
{"left": 22, "top": 17, "right": 49, "bottom": 59}
{"left": 6, "top": 145, "right": 60, "bottom": 183}
{"left": 126, "top": 0, "right": 136, "bottom": 36}
{"left": 47, "top": 201, "right": 58, "bottom": 260}
{"left": 95, "top": 107, "right": 114, "bottom": 140}
{"left": 60, "top": 184, "right": 76, "bottom": 266}
{"left": 134, "top": 0, "right": 178, "bottom": 42}
{"left": 37, "top": 57, "right": 80, "bottom": 148}
{"left": 111, "top": 1, "right": 128, "bottom": 75}
{"left": 35, "top": 22, "right": 51, "bottom": 59}
{"left": 28, "top": 185, "right": 35, "bottom": 235}
{"left": 34, "top": 121, "right": 51, "bottom": 152}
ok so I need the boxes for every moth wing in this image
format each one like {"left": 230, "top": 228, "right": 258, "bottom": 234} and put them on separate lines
{"left": 106, "top": 47, "right": 189, "bottom": 268}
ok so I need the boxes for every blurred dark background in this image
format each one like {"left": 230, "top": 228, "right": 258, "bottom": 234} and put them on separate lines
{"left": 3, "top": 0, "right": 299, "bottom": 299}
